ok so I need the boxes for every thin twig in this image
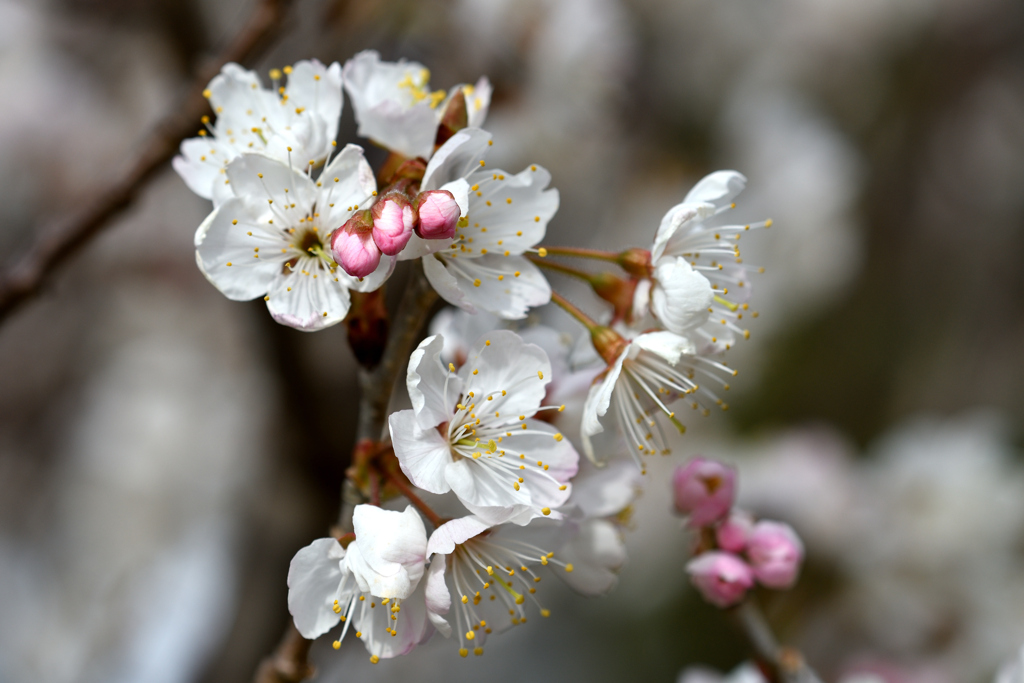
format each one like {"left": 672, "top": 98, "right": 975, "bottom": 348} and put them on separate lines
{"left": 528, "top": 254, "right": 595, "bottom": 282}
{"left": 550, "top": 291, "right": 600, "bottom": 332}
{"left": 537, "top": 245, "right": 620, "bottom": 262}
{"left": 0, "top": 0, "right": 296, "bottom": 325}
{"left": 253, "top": 624, "right": 314, "bottom": 683}
{"left": 733, "top": 601, "right": 825, "bottom": 683}
{"left": 378, "top": 462, "right": 446, "bottom": 528}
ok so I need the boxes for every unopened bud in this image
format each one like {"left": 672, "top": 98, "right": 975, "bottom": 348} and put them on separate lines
{"left": 686, "top": 551, "right": 754, "bottom": 608}
{"left": 331, "top": 210, "right": 380, "bottom": 278}
{"left": 436, "top": 89, "right": 468, "bottom": 146}
{"left": 371, "top": 193, "right": 416, "bottom": 255}
{"left": 715, "top": 510, "right": 755, "bottom": 552}
{"left": 673, "top": 457, "right": 736, "bottom": 527}
{"left": 415, "top": 190, "right": 461, "bottom": 240}
{"left": 746, "top": 521, "right": 804, "bottom": 589}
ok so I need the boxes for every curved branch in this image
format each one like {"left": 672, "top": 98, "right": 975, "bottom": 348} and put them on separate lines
{"left": 0, "top": 0, "right": 296, "bottom": 325}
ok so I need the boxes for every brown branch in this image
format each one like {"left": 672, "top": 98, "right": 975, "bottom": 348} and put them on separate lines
{"left": 253, "top": 624, "right": 314, "bottom": 683}
{"left": 0, "top": 0, "right": 296, "bottom": 325}
{"left": 378, "top": 460, "right": 446, "bottom": 529}
{"left": 733, "top": 600, "right": 824, "bottom": 683}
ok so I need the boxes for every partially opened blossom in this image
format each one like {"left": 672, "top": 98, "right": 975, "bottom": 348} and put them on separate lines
{"left": 686, "top": 551, "right": 755, "bottom": 608}
{"left": 195, "top": 145, "right": 394, "bottom": 331}
{"left": 287, "top": 505, "right": 433, "bottom": 663}
{"left": 638, "top": 170, "right": 770, "bottom": 352}
{"left": 174, "top": 60, "right": 343, "bottom": 206}
{"left": 398, "top": 128, "right": 557, "bottom": 319}
{"left": 343, "top": 50, "right": 491, "bottom": 159}
{"left": 581, "top": 329, "right": 738, "bottom": 470}
{"left": 425, "top": 515, "right": 587, "bottom": 657}
{"left": 673, "top": 457, "right": 737, "bottom": 527}
{"left": 389, "top": 331, "right": 578, "bottom": 525}
{"left": 746, "top": 520, "right": 804, "bottom": 589}
{"left": 716, "top": 510, "right": 755, "bottom": 553}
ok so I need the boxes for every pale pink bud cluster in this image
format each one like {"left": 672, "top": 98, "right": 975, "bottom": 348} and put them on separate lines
{"left": 330, "top": 189, "right": 461, "bottom": 277}
{"left": 677, "top": 457, "right": 805, "bottom": 608}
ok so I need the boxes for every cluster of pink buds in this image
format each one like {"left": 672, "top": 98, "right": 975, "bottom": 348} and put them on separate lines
{"left": 674, "top": 457, "right": 804, "bottom": 608}
{"left": 331, "top": 185, "right": 461, "bottom": 277}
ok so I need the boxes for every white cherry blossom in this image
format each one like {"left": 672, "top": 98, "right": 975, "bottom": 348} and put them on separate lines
{"left": 389, "top": 331, "right": 578, "bottom": 525}
{"left": 398, "top": 129, "right": 557, "bottom": 319}
{"left": 174, "top": 60, "right": 343, "bottom": 206}
{"left": 636, "top": 170, "right": 769, "bottom": 352}
{"left": 343, "top": 50, "right": 491, "bottom": 160}
{"left": 287, "top": 505, "right": 433, "bottom": 663}
{"left": 581, "top": 330, "right": 738, "bottom": 471}
{"left": 194, "top": 145, "right": 394, "bottom": 331}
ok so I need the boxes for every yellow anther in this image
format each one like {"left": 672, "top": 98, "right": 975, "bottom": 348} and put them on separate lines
{"left": 473, "top": 279, "right": 481, "bottom": 287}
{"left": 553, "top": 433, "right": 563, "bottom": 442}
{"left": 269, "top": 68, "right": 282, "bottom": 80}
{"left": 465, "top": 630, "right": 475, "bottom": 640}
{"left": 202, "top": 89, "right": 212, "bottom": 98}
{"left": 332, "top": 640, "right": 341, "bottom": 650}
{"left": 765, "top": 218, "right": 773, "bottom": 228}
{"left": 461, "top": 595, "right": 469, "bottom": 604}
{"left": 370, "top": 655, "right": 379, "bottom": 664}
{"left": 232, "top": 219, "right": 238, "bottom": 225}
{"left": 542, "top": 507, "right": 551, "bottom": 515}
{"left": 459, "top": 648, "right": 469, "bottom": 658}
{"left": 449, "top": 363, "right": 456, "bottom": 372}
{"left": 541, "top": 609, "right": 551, "bottom": 618}
{"left": 558, "top": 484, "right": 567, "bottom": 490}
{"left": 474, "top": 647, "right": 484, "bottom": 656}
{"left": 565, "top": 563, "right": 574, "bottom": 573}
{"left": 283, "top": 65, "right": 293, "bottom": 74}
{"left": 537, "top": 247, "right": 547, "bottom": 257}
{"left": 538, "top": 370, "right": 544, "bottom": 379}
{"left": 486, "top": 566, "right": 494, "bottom": 576}
{"left": 485, "top": 340, "right": 491, "bottom": 346}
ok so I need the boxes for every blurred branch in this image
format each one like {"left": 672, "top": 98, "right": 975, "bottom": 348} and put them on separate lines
{"left": 253, "top": 624, "right": 314, "bottom": 683}
{"left": 0, "top": 0, "right": 297, "bottom": 326}
{"left": 734, "top": 601, "right": 824, "bottom": 683}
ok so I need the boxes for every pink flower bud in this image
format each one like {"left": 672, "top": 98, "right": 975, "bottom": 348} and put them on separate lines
{"left": 716, "top": 510, "right": 755, "bottom": 553}
{"left": 686, "top": 551, "right": 754, "bottom": 608}
{"left": 673, "top": 457, "right": 736, "bottom": 527}
{"left": 746, "top": 521, "right": 804, "bottom": 589}
{"left": 331, "top": 210, "right": 381, "bottom": 278}
{"left": 414, "top": 189, "right": 461, "bottom": 240}
{"left": 371, "top": 193, "right": 416, "bottom": 255}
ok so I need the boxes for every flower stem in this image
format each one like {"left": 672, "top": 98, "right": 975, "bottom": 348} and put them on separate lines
{"left": 550, "top": 291, "right": 600, "bottom": 332}
{"left": 379, "top": 465, "right": 446, "bottom": 529}
{"left": 528, "top": 254, "right": 595, "bottom": 282}
{"left": 538, "top": 245, "right": 620, "bottom": 262}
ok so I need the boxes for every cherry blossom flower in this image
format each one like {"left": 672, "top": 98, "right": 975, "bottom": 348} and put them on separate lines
{"left": 389, "top": 331, "right": 578, "bottom": 526}
{"left": 716, "top": 510, "right": 756, "bottom": 553}
{"left": 194, "top": 145, "right": 393, "bottom": 331}
{"left": 746, "top": 520, "right": 804, "bottom": 589}
{"left": 581, "top": 329, "right": 738, "bottom": 471}
{"left": 174, "top": 60, "right": 343, "bottom": 206}
{"left": 398, "top": 128, "right": 557, "bottom": 319}
{"left": 634, "top": 170, "right": 770, "bottom": 352}
{"left": 343, "top": 50, "right": 491, "bottom": 160}
{"left": 287, "top": 505, "right": 432, "bottom": 663}
{"left": 424, "top": 514, "right": 589, "bottom": 658}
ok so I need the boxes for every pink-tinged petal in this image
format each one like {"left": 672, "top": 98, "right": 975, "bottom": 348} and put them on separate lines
{"left": 716, "top": 510, "right": 755, "bottom": 553}
{"left": 287, "top": 538, "right": 346, "bottom": 639}
{"left": 389, "top": 409, "right": 453, "bottom": 494}
{"left": 331, "top": 211, "right": 381, "bottom": 278}
{"left": 426, "top": 516, "right": 490, "bottom": 556}
{"left": 686, "top": 551, "right": 754, "bottom": 608}
{"left": 673, "top": 457, "right": 737, "bottom": 527}
{"left": 414, "top": 190, "right": 461, "bottom": 240}
{"left": 747, "top": 521, "right": 804, "bottom": 589}
{"left": 371, "top": 194, "right": 416, "bottom": 255}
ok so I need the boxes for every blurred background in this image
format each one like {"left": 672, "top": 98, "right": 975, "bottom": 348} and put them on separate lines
{"left": 0, "top": 0, "right": 1022, "bottom": 681}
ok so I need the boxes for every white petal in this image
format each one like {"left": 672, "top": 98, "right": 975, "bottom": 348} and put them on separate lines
{"left": 651, "top": 257, "right": 713, "bottom": 334}
{"left": 225, "top": 153, "right": 318, "bottom": 211}
{"left": 286, "top": 60, "right": 344, "bottom": 150}
{"left": 457, "top": 330, "right": 550, "bottom": 420}
{"left": 390, "top": 410, "right": 453, "bottom": 495}
{"left": 426, "top": 516, "right": 490, "bottom": 556}
{"left": 354, "top": 576, "right": 431, "bottom": 659}
{"left": 440, "top": 254, "right": 550, "bottom": 319}
{"left": 406, "top": 335, "right": 462, "bottom": 428}
{"left": 581, "top": 348, "right": 627, "bottom": 438}
{"left": 683, "top": 170, "right": 747, "bottom": 206}
{"left": 424, "top": 554, "right": 452, "bottom": 638}
{"left": 464, "top": 77, "right": 492, "bottom": 129}
{"left": 423, "top": 253, "right": 472, "bottom": 312}
{"left": 347, "top": 505, "right": 427, "bottom": 599}
{"left": 286, "top": 538, "right": 346, "bottom": 639}
{"left": 569, "top": 459, "right": 641, "bottom": 518}
{"left": 421, "top": 128, "right": 492, "bottom": 190}
{"left": 195, "top": 199, "right": 287, "bottom": 300}
{"left": 634, "top": 330, "right": 695, "bottom": 364}
{"left": 343, "top": 50, "right": 441, "bottom": 159}
{"left": 173, "top": 137, "right": 230, "bottom": 200}
{"left": 463, "top": 164, "right": 557, "bottom": 254}
{"left": 650, "top": 201, "right": 715, "bottom": 263}
{"left": 557, "top": 519, "right": 626, "bottom": 596}
{"left": 319, "top": 143, "right": 377, "bottom": 229}
{"left": 264, "top": 258, "right": 352, "bottom": 331}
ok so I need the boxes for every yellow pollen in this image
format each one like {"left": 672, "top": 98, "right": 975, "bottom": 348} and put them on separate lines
{"left": 332, "top": 641, "right": 341, "bottom": 650}
{"left": 370, "top": 655, "right": 379, "bottom": 664}
{"left": 553, "top": 433, "right": 563, "bottom": 442}
{"left": 541, "top": 609, "right": 551, "bottom": 618}
{"left": 537, "top": 371, "right": 544, "bottom": 379}
{"left": 459, "top": 648, "right": 469, "bottom": 658}
{"left": 465, "top": 631, "right": 475, "bottom": 641}
{"left": 202, "top": 88, "right": 212, "bottom": 98}
{"left": 565, "top": 564, "right": 574, "bottom": 573}
{"left": 537, "top": 247, "right": 547, "bottom": 257}
{"left": 474, "top": 647, "right": 484, "bottom": 656}
{"left": 542, "top": 507, "right": 551, "bottom": 515}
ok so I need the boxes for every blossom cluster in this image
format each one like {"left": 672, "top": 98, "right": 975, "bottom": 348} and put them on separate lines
{"left": 675, "top": 458, "right": 804, "bottom": 608}
{"left": 171, "top": 49, "right": 779, "bottom": 665}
